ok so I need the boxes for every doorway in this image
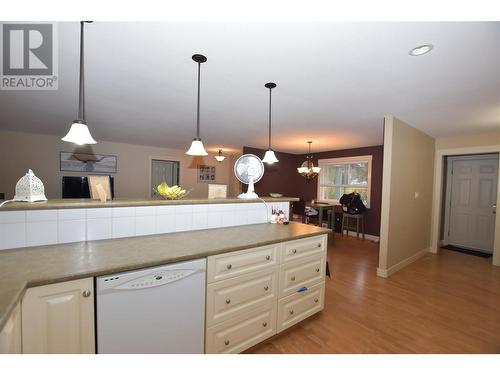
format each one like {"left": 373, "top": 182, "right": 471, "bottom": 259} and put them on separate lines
{"left": 151, "top": 159, "right": 180, "bottom": 198}
{"left": 442, "top": 154, "right": 498, "bottom": 254}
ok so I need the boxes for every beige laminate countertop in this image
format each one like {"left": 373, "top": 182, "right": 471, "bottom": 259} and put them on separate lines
{"left": 0, "top": 222, "right": 329, "bottom": 331}
{"left": 0, "top": 197, "right": 299, "bottom": 211}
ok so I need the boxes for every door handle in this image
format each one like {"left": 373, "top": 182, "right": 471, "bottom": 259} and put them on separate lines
{"left": 494, "top": 204, "right": 497, "bottom": 214}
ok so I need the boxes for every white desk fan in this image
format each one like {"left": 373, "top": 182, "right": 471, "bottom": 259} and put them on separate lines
{"left": 234, "top": 154, "right": 265, "bottom": 199}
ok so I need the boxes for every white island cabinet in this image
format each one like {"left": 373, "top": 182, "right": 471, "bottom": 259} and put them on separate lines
{"left": 0, "top": 303, "right": 22, "bottom": 354}
{"left": 21, "top": 278, "right": 95, "bottom": 354}
{"left": 205, "top": 234, "right": 327, "bottom": 353}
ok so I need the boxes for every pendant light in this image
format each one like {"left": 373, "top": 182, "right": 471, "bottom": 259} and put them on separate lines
{"left": 261, "top": 82, "right": 279, "bottom": 164}
{"left": 62, "top": 21, "right": 96, "bottom": 145}
{"left": 297, "top": 141, "right": 321, "bottom": 182}
{"left": 214, "top": 149, "right": 226, "bottom": 162}
{"left": 186, "top": 54, "right": 208, "bottom": 156}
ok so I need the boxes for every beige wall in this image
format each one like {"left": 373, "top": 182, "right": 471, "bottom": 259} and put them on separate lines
{"left": 0, "top": 130, "right": 239, "bottom": 199}
{"left": 378, "top": 116, "right": 435, "bottom": 275}
{"left": 436, "top": 130, "right": 500, "bottom": 150}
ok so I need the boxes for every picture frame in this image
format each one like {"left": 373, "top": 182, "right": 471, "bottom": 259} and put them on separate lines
{"left": 198, "top": 164, "right": 216, "bottom": 183}
{"left": 60, "top": 152, "right": 117, "bottom": 173}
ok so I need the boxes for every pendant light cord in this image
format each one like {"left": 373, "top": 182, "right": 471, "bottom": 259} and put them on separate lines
{"left": 78, "top": 21, "right": 85, "bottom": 121}
{"left": 196, "top": 61, "right": 201, "bottom": 138}
{"left": 308, "top": 141, "right": 312, "bottom": 169}
{"left": 268, "top": 87, "right": 272, "bottom": 149}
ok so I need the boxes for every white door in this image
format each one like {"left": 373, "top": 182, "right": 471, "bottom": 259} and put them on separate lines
{"left": 447, "top": 155, "right": 498, "bottom": 253}
{"left": 21, "top": 278, "right": 95, "bottom": 354}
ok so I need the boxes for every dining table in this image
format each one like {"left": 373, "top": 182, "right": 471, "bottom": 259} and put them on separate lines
{"left": 306, "top": 201, "right": 336, "bottom": 227}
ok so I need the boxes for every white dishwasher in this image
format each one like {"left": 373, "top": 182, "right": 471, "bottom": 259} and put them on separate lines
{"left": 96, "top": 258, "right": 206, "bottom": 354}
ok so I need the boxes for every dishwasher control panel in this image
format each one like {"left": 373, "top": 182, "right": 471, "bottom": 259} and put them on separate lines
{"left": 118, "top": 270, "right": 196, "bottom": 289}
{"left": 99, "top": 269, "right": 198, "bottom": 291}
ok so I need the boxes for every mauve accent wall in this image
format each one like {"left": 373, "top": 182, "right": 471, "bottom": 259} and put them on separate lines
{"left": 243, "top": 145, "right": 383, "bottom": 236}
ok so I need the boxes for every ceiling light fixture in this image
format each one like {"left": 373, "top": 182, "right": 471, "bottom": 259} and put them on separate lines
{"left": 186, "top": 54, "right": 208, "bottom": 156}
{"left": 409, "top": 44, "right": 434, "bottom": 56}
{"left": 62, "top": 21, "right": 97, "bottom": 145}
{"left": 215, "top": 149, "right": 226, "bottom": 163}
{"left": 261, "top": 82, "right": 279, "bottom": 164}
{"left": 297, "top": 141, "right": 321, "bottom": 182}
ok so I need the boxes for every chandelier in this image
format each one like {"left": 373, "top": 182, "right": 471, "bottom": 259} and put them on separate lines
{"left": 297, "top": 141, "right": 321, "bottom": 182}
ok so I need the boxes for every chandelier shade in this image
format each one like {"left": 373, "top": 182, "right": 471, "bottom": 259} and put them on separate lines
{"left": 297, "top": 141, "right": 321, "bottom": 182}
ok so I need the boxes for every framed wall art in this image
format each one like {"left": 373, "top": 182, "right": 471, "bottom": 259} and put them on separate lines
{"left": 60, "top": 152, "right": 117, "bottom": 173}
{"left": 198, "top": 165, "right": 216, "bottom": 182}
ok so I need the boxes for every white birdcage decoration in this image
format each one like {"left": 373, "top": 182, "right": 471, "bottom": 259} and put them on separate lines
{"left": 13, "top": 169, "right": 47, "bottom": 202}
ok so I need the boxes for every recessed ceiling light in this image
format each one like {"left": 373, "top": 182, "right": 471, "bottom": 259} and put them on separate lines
{"left": 409, "top": 44, "right": 434, "bottom": 56}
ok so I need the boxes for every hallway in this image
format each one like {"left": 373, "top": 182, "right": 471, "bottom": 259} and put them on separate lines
{"left": 248, "top": 235, "right": 500, "bottom": 353}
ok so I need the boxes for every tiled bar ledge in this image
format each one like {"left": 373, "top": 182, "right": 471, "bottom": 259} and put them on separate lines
{"left": 0, "top": 198, "right": 297, "bottom": 250}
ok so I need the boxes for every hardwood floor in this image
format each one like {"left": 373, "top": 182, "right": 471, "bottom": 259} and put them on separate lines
{"left": 247, "top": 234, "right": 500, "bottom": 353}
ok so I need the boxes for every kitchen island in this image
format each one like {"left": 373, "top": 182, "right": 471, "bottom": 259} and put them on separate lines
{"left": 0, "top": 221, "right": 330, "bottom": 353}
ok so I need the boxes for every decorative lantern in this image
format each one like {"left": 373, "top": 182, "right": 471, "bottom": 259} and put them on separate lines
{"left": 13, "top": 169, "right": 47, "bottom": 202}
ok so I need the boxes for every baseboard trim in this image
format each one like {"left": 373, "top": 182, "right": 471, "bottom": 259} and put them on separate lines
{"left": 377, "top": 247, "right": 430, "bottom": 278}
{"left": 338, "top": 231, "right": 380, "bottom": 242}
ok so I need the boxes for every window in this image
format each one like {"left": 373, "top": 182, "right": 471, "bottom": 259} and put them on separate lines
{"left": 151, "top": 159, "right": 180, "bottom": 198}
{"left": 317, "top": 155, "right": 372, "bottom": 207}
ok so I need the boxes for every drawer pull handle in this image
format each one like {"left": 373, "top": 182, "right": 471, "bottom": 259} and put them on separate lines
{"left": 224, "top": 339, "right": 230, "bottom": 346}
{"left": 82, "top": 290, "right": 91, "bottom": 298}
{"left": 262, "top": 322, "right": 268, "bottom": 327}
{"left": 289, "top": 310, "right": 294, "bottom": 315}
{"left": 264, "top": 285, "right": 269, "bottom": 291}
{"left": 316, "top": 268, "right": 320, "bottom": 273}
{"left": 292, "top": 249, "right": 297, "bottom": 254}
{"left": 266, "top": 255, "right": 271, "bottom": 260}
{"left": 317, "top": 243, "right": 321, "bottom": 248}
{"left": 225, "top": 299, "right": 231, "bottom": 304}
{"left": 291, "top": 276, "right": 296, "bottom": 281}
{"left": 314, "top": 298, "right": 319, "bottom": 303}
{"left": 226, "top": 264, "right": 232, "bottom": 270}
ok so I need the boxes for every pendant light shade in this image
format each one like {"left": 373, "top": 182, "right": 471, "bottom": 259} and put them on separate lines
{"left": 262, "top": 82, "right": 278, "bottom": 164}
{"left": 62, "top": 121, "right": 96, "bottom": 145}
{"left": 215, "top": 149, "right": 226, "bottom": 162}
{"left": 186, "top": 138, "right": 207, "bottom": 156}
{"left": 62, "top": 21, "right": 96, "bottom": 145}
{"left": 297, "top": 141, "right": 321, "bottom": 182}
{"left": 262, "top": 150, "right": 279, "bottom": 164}
{"left": 186, "top": 54, "right": 208, "bottom": 156}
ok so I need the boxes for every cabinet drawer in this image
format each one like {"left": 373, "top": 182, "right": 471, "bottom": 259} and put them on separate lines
{"left": 207, "top": 243, "right": 279, "bottom": 283}
{"left": 281, "top": 235, "right": 326, "bottom": 263}
{"left": 279, "top": 254, "right": 325, "bottom": 298}
{"left": 206, "top": 267, "right": 278, "bottom": 327}
{"left": 277, "top": 282, "right": 325, "bottom": 333}
{"left": 206, "top": 302, "right": 276, "bottom": 354}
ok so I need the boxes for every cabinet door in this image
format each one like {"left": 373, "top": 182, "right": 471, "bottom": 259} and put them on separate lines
{"left": 0, "top": 302, "right": 22, "bottom": 354}
{"left": 22, "top": 278, "right": 95, "bottom": 354}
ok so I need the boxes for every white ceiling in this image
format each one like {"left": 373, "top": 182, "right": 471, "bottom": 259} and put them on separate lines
{"left": 0, "top": 22, "right": 498, "bottom": 154}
